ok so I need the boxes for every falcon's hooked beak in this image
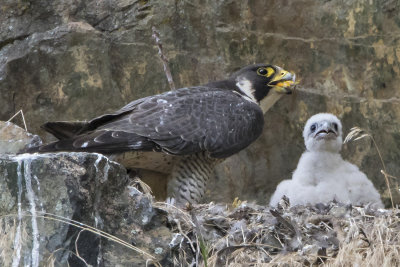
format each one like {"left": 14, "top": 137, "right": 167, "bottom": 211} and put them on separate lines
{"left": 268, "top": 66, "right": 297, "bottom": 94}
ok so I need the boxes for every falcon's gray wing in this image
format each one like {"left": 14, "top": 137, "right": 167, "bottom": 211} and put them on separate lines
{"left": 32, "top": 87, "right": 264, "bottom": 158}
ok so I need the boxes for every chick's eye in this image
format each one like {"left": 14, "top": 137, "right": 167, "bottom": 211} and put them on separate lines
{"left": 310, "top": 124, "right": 316, "bottom": 132}
{"left": 257, "top": 68, "right": 268, "bottom": 75}
{"left": 332, "top": 123, "right": 338, "bottom": 131}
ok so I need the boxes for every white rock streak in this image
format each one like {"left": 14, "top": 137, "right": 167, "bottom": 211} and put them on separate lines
{"left": 12, "top": 161, "right": 23, "bottom": 267}
{"left": 12, "top": 155, "right": 41, "bottom": 267}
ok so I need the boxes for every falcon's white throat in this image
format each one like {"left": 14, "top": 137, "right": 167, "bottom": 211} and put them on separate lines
{"left": 235, "top": 78, "right": 257, "bottom": 103}
{"left": 235, "top": 78, "right": 283, "bottom": 114}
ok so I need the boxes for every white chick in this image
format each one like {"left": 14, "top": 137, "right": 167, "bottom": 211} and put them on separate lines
{"left": 270, "top": 113, "right": 383, "bottom": 208}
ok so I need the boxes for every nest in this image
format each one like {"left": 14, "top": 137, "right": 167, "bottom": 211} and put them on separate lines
{"left": 155, "top": 198, "right": 400, "bottom": 266}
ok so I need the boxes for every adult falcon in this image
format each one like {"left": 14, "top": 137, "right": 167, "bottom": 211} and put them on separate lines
{"left": 27, "top": 64, "right": 297, "bottom": 204}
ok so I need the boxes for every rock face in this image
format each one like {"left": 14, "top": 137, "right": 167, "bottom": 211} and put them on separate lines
{"left": 0, "top": 152, "right": 171, "bottom": 266}
{"left": 1, "top": 150, "right": 393, "bottom": 266}
{"left": 1, "top": 0, "right": 400, "bottom": 205}
{"left": 0, "top": 121, "right": 42, "bottom": 154}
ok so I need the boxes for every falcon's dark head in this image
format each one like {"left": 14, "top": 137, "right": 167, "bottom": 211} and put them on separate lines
{"left": 232, "top": 64, "right": 297, "bottom": 113}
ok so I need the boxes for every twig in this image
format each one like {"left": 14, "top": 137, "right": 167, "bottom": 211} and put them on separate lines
{"left": 370, "top": 134, "right": 394, "bottom": 207}
{"left": 381, "top": 170, "right": 399, "bottom": 180}
{"left": 6, "top": 110, "right": 27, "bottom": 131}
{"left": 176, "top": 220, "right": 196, "bottom": 254}
{"left": 344, "top": 127, "right": 394, "bottom": 208}
{"left": 75, "top": 230, "right": 90, "bottom": 266}
{"left": 213, "top": 244, "right": 278, "bottom": 266}
{"left": 152, "top": 26, "right": 176, "bottom": 91}
{"left": 270, "top": 209, "right": 296, "bottom": 234}
{"left": 46, "top": 247, "right": 91, "bottom": 267}
{"left": 190, "top": 210, "right": 209, "bottom": 267}
{"left": 241, "top": 226, "right": 246, "bottom": 244}
{"left": 154, "top": 201, "right": 194, "bottom": 227}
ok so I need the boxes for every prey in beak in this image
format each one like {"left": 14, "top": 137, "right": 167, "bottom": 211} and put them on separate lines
{"left": 268, "top": 66, "right": 298, "bottom": 94}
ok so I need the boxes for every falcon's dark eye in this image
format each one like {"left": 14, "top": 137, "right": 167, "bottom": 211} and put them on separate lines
{"left": 310, "top": 123, "right": 317, "bottom": 133}
{"left": 257, "top": 68, "right": 268, "bottom": 75}
{"left": 257, "top": 67, "right": 275, "bottom": 77}
{"left": 332, "top": 122, "right": 338, "bottom": 131}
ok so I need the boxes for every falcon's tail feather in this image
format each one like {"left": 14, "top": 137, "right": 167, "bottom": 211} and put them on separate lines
{"left": 24, "top": 130, "right": 156, "bottom": 154}
{"left": 42, "top": 121, "right": 89, "bottom": 140}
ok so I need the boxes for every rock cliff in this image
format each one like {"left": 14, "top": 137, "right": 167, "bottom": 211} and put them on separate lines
{"left": 1, "top": 0, "right": 399, "bottom": 206}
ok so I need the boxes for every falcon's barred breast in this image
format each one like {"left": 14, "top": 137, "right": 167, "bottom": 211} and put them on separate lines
{"left": 27, "top": 64, "right": 297, "bottom": 205}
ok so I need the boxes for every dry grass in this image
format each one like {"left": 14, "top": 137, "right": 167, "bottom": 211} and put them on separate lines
{"left": 156, "top": 200, "right": 400, "bottom": 267}
{"left": 325, "top": 215, "right": 400, "bottom": 266}
{"left": 269, "top": 210, "right": 400, "bottom": 267}
{"left": 344, "top": 126, "right": 398, "bottom": 208}
{"left": 1, "top": 194, "right": 399, "bottom": 267}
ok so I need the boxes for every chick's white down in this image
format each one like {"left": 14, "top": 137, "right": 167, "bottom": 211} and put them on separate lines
{"left": 270, "top": 113, "right": 383, "bottom": 208}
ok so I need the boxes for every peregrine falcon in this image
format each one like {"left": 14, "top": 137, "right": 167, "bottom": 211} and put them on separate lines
{"left": 27, "top": 64, "right": 296, "bottom": 204}
{"left": 269, "top": 113, "right": 383, "bottom": 208}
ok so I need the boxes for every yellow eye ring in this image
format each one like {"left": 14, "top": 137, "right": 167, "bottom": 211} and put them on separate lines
{"left": 257, "top": 67, "right": 275, "bottom": 77}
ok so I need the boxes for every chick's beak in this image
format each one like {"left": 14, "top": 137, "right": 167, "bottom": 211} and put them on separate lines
{"left": 269, "top": 67, "right": 298, "bottom": 94}
{"left": 314, "top": 122, "right": 338, "bottom": 140}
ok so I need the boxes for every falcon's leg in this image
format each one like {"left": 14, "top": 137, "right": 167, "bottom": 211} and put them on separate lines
{"left": 167, "top": 153, "right": 218, "bottom": 205}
